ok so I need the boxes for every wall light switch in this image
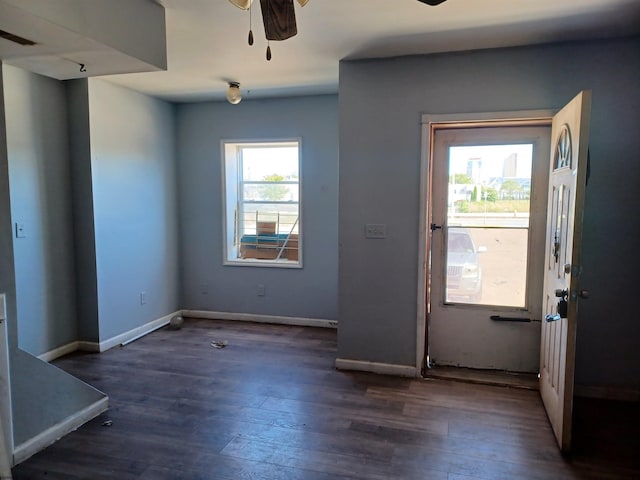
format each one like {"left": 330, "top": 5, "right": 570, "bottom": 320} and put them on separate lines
{"left": 257, "top": 284, "right": 265, "bottom": 296}
{"left": 365, "top": 224, "right": 386, "bottom": 239}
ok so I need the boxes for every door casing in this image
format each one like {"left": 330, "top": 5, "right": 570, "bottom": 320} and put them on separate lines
{"left": 416, "top": 111, "right": 554, "bottom": 374}
{"left": 428, "top": 125, "right": 550, "bottom": 371}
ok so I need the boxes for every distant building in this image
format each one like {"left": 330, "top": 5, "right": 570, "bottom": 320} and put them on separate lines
{"left": 466, "top": 157, "right": 482, "bottom": 183}
{"left": 503, "top": 152, "right": 518, "bottom": 177}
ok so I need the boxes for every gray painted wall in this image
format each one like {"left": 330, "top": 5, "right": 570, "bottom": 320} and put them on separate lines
{"left": 2, "top": 67, "right": 167, "bottom": 354}
{"left": 176, "top": 95, "right": 339, "bottom": 320}
{"left": 0, "top": 60, "right": 18, "bottom": 464}
{"left": 87, "top": 79, "right": 179, "bottom": 341}
{"left": 1, "top": 67, "right": 178, "bottom": 452}
{"left": 338, "top": 36, "right": 640, "bottom": 388}
{"left": 3, "top": 65, "right": 78, "bottom": 356}
{"left": 67, "top": 79, "right": 100, "bottom": 342}
{"left": 1, "top": 64, "right": 106, "bottom": 451}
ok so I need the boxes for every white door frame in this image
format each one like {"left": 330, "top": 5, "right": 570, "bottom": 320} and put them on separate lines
{"left": 416, "top": 110, "right": 554, "bottom": 374}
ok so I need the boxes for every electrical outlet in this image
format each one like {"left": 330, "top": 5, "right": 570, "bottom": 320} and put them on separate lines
{"left": 257, "top": 284, "right": 265, "bottom": 296}
{"left": 140, "top": 292, "right": 147, "bottom": 305}
{"left": 365, "top": 224, "right": 386, "bottom": 239}
{"left": 200, "top": 284, "right": 209, "bottom": 295}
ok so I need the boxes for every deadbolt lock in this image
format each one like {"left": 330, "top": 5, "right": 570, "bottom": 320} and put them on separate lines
{"left": 555, "top": 288, "right": 568, "bottom": 319}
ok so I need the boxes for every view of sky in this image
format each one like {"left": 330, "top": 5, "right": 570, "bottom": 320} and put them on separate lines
{"left": 449, "top": 144, "right": 533, "bottom": 181}
{"left": 242, "top": 146, "right": 299, "bottom": 181}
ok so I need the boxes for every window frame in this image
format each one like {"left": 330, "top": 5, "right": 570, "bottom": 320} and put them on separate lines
{"left": 221, "top": 138, "right": 303, "bottom": 268}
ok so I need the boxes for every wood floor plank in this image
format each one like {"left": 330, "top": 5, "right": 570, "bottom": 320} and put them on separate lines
{"left": 260, "top": 395, "right": 449, "bottom": 436}
{"left": 392, "top": 442, "right": 582, "bottom": 480}
{"left": 219, "top": 436, "right": 390, "bottom": 480}
{"left": 188, "top": 416, "right": 396, "bottom": 462}
{"left": 10, "top": 318, "right": 640, "bottom": 480}
{"left": 139, "top": 451, "right": 355, "bottom": 480}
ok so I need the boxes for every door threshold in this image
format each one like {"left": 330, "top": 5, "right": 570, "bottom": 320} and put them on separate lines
{"left": 424, "top": 365, "right": 539, "bottom": 390}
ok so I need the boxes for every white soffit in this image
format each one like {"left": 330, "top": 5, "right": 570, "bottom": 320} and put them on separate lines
{"left": 0, "top": 0, "right": 167, "bottom": 80}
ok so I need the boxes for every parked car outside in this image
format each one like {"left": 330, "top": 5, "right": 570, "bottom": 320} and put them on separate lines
{"left": 446, "top": 227, "right": 485, "bottom": 302}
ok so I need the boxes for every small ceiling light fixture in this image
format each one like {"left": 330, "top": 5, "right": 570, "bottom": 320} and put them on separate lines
{"left": 226, "top": 81, "right": 242, "bottom": 104}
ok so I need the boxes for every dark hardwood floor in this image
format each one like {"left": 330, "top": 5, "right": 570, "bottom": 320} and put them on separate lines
{"left": 11, "top": 319, "right": 640, "bottom": 479}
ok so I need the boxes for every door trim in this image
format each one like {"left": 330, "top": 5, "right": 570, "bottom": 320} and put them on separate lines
{"left": 416, "top": 110, "right": 554, "bottom": 374}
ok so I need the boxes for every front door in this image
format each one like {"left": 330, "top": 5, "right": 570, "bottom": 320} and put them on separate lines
{"left": 539, "top": 91, "right": 592, "bottom": 452}
{"left": 429, "top": 125, "right": 551, "bottom": 372}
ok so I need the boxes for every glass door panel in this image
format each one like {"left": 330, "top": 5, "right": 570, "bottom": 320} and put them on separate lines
{"left": 445, "top": 144, "right": 533, "bottom": 308}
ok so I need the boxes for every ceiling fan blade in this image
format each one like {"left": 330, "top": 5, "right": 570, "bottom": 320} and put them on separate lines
{"left": 417, "top": 0, "right": 448, "bottom": 5}
{"left": 261, "top": 0, "right": 297, "bottom": 41}
{"left": 229, "top": 0, "right": 253, "bottom": 10}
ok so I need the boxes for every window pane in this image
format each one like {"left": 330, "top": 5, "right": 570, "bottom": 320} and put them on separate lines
{"left": 241, "top": 203, "right": 299, "bottom": 235}
{"left": 224, "top": 141, "right": 301, "bottom": 266}
{"left": 447, "top": 144, "right": 532, "bottom": 228}
{"left": 445, "top": 144, "right": 533, "bottom": 306}
{"left": 242, "top": 147, "right": 299, "bottom": 181}
{"left": 242, "top": 183, "right": 299, "bottom": 202}
{"left": 445, "top": 227, "right": 528, "bottom": 307}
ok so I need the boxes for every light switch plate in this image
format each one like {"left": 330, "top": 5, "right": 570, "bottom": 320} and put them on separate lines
{"left": 365, "top": 224, "right": 386, "bottom": 239}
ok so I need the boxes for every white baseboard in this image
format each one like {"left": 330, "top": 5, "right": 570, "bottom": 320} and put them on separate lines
{"left": 98, "top": 311, "right": 178, "bottom": 351}
{"left": 37, "top": 341, "right": 81, "bottom": 363}
{"left": 35, "top": 310, "right": 336, "bottom": 361}
{"left": 12, "top": 396, "right": 108, "bottom": 466}
{"left": 183, "top": 310, "right": 338, "bottom": 329}
{"left": 36, "top": 311, "right": 181, "bottom": 360}
{"left": 335, "top": 358, "right": 418, "bottom": 378}
{"left": 575, "top": 384, "right": 640, "bottom": 402}
{"left": 77, "top": 340, "right": 101, "bottom": 353}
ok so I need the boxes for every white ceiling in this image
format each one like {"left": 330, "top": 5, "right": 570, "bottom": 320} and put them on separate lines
{"left": 7, "top": 0, "right": 640, "bottom": 103}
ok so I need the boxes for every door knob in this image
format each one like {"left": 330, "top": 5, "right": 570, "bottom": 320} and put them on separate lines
{"left": 579, "top": 289, "right": 590, "bottom": 299}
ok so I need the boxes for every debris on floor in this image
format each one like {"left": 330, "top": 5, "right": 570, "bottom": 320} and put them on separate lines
{"left": 210, "top": 340, "right": 228, "bottom": 349}
{"left": 101, "top": 420, "right": 113, "bottom": 427}
{"left": 168, "top": 314, "right": 184, "bottom": 330}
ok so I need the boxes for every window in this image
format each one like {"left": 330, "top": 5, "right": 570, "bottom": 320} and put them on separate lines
{"left": 222, "top": 140, "right": 301, "bottom": 267}
{"left": 444, "top": 142, "right": 535, "bottom": 307}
